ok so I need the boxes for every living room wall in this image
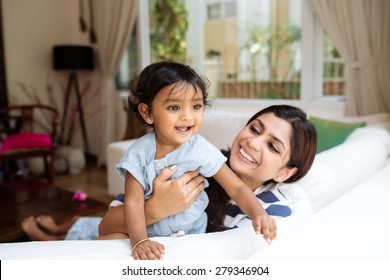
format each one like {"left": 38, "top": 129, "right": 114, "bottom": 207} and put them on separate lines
{"left": 1, "top": 0, "right": 125, "bottom": 160}
{"left": 2, "top": 0, "right": 91, "bottom": 102}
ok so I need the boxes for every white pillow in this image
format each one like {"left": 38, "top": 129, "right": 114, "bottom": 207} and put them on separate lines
{"left": 298, "top": 126, "right": 390, "bottom": 212}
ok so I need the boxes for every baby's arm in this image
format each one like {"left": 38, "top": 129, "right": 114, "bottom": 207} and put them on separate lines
{"left": 124, "top": 172, "right": 165, "bottom": 260}
{"left": 213, "top": 164, "right": 277, "bottom": 243}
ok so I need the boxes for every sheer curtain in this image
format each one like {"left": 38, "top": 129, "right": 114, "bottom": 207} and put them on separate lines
{"left": 309, "top": 0, "right": 390, "bottom": 116}
{"left": 94, "top": 0, "right": 138, "bottom": 164}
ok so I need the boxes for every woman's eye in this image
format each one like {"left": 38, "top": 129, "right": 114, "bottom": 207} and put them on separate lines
{"left": 249, "top": 124, "right": 260, "bottom": 135}
{"left": 268, "top": 143, "right": 279, "bottom": 154}
{"left": 168, "top": 105, "right": 180, "bottom": 111}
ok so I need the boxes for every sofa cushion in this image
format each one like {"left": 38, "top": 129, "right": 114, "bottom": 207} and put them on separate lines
{"left": 0, "top": 132, "right": 52, "bottom": 154}
{"left": 310, "top": 116, "right": 366, "bottom": 153}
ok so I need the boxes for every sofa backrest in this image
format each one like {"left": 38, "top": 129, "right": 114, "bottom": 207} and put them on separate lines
{"left": 198, "top": 110, "right": 254, "bottom": 150}
{"left": 297, "top": 126, "right": 390, "bottom": 212}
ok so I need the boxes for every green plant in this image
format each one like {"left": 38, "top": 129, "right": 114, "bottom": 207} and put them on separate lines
{"left": 240, "top": 22, "right": 301, "bottom": 90}
{"left": 151, "top": 0, "right": 189, "bottom": 63}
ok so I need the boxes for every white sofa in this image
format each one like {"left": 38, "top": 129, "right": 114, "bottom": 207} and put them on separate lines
{"left": 1, "top": 108, "right": 390, "bottom": 260}
{"left": 107, "top": 108, "right": 390, "bottom": 197}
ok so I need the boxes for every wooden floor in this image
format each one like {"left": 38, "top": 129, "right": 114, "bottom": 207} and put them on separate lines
{"left": 55, "top": 165, "right": 114, "bottom": 206}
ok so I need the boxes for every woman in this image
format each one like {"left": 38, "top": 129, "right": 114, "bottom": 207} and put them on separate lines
{"left": 98, "top": 104, "right": 317, "bottom": 241}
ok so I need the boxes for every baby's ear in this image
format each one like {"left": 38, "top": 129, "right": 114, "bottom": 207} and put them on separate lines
{"left": 138, "top": 103, "right": 153, "bottom": 124}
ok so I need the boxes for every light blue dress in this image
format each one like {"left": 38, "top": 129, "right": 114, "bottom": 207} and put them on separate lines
{"left": 116, "top": 132, "right": 227, "bottom": 236}
{"left": 65, "top": 217, "right": 102, "bottom": 240}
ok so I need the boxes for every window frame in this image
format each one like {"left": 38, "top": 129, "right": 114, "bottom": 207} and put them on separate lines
{"left": 118, "top": 0, "right": 345, "bottom": 112}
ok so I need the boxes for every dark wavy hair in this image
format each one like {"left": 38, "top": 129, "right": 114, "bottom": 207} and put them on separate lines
{"left": 205, "top": 105, "right": 317, "bottom": 232}
{"left": 128, "top": 61, "right": 210, "bottom": 127}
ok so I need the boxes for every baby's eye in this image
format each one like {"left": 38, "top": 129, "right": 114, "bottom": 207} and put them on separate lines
{"left": 168, "top": 105, "right": 180, "bottom": 111}
{"left": 193, "top": 104, "right": 203, "bottom": 110}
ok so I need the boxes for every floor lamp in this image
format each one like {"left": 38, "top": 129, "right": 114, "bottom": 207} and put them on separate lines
{"left": 53, "top": 45, "right": 94, "bottom": 159}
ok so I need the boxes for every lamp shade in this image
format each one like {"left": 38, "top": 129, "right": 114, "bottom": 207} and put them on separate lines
{"left": 53, "top": 45, "right": 94, "bottom": 70}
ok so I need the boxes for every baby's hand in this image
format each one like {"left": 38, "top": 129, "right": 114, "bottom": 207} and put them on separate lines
{"left": 252, "top": 214, "right": 277, "bottom": 244}
{"left": 132, "top": 239, "right": 165, "bottom": 260}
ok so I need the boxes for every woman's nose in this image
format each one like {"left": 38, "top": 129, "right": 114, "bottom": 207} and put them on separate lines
{"left": 247, "top": 135, "right": 263, "bottom": 152}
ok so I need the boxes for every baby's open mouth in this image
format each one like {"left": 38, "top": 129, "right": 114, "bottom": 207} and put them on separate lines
{"left": 176, "top": 126, "right": 192, "bottom": 132}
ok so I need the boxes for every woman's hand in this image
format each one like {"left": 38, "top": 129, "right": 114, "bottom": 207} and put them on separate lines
{"left": 252, "top": 214, "right": 277, "bottom": 244}
{"left": 98, "top": 167, "right": 204, "bottom": 236}
{"left": 145, "top": 166, "right": 205, "bottom": 225}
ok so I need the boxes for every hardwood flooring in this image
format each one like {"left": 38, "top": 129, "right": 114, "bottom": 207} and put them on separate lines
{"left": 55, "top": 165, "right": 114, "bottom": 206}
{"left": 0, "top": 165, "right": 113, "bottom": 242}
{"left": 0, "top": 181, "right": 109, "bottom": 242}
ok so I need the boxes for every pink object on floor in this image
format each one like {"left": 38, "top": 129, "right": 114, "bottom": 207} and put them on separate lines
{"left": 73, "top": 191, "right": 88, "bottom": 202}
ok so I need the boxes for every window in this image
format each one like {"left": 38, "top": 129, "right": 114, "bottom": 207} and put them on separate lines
{"left": 204, "top": 0, "right": 302, "bottom": 99}
{"left": 322, "top": 32, "right": 345, "bottom": 98}
{"left": 207, "top": 3, "right": 221, "bottom": 20}
{"left": 116, "top": 0, "right": 345, "bottom": 108}
{"left": 116, "top": 26, "right": 138, "bottom": 91}
{"left": 225, "top": 1, "right": 237, "bottom": 17}
{"left": 207, "top": 0, "right": 237, "bottom": 20}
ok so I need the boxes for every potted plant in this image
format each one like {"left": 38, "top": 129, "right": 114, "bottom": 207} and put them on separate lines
{"left": 150, "top": 0, "right": 189, "bottom": 63}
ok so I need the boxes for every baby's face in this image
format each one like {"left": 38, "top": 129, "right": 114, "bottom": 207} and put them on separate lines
{"left": 148, "top": 83, "right": 204, "bottom": 153}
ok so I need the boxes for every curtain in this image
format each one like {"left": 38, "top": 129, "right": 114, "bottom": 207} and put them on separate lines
{"left": 308, "top": 0, "right": 390, "bottom": 116}
{"left": 94, "top": 0, "right": 139, "bottom": 165}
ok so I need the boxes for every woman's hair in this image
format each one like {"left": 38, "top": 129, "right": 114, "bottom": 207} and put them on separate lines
{"left": 128, "top": 61, "right": 210, "bottom": 126}
{"left": 205, "top": 104, "right": 317, "bottom": 232}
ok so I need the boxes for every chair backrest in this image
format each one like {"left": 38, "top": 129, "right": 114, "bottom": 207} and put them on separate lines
{"left": 0, "top": 104, "right": 59, "bottom": 142}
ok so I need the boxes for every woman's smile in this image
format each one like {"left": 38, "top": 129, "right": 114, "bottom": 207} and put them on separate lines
{"left": 239, "top": 147, "right": 257, "bottom": 164}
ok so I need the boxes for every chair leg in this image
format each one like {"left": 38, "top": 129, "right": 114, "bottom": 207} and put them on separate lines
{"left": 49, "top": 154, "right": 55, "bottom": 185}
{"left": 1, "top": 159, "right": 10, "bottom": 182}
{"left": 43, "top": 156, "right": 51, "bottom": 184}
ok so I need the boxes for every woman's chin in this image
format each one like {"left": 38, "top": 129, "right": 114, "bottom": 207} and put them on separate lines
{"left": 230, "top": 156, "right": 250, "bottom": 174}
{"left": 231, "top": 147, "right": 253, "bottom": 167}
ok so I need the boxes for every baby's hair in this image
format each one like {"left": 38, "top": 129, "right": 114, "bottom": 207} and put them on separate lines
{"left": 129, "top": 61, "right": 210, "bottom": 126}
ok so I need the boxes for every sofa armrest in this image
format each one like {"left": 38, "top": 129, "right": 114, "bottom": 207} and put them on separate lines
{"left": 298, "top": 126, "right": 390, "bottom": 212}
{"left": 106, "top": 139, "right": 137, "bottom": 196}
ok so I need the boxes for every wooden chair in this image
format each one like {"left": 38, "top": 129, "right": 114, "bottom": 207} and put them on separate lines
{"left": 0, "top": 104, "right": 59, "bottom": 184}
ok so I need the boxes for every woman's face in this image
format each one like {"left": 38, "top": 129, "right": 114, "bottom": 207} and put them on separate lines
{"left": 229, "top": 112, "right": 295, "bottom": 190}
